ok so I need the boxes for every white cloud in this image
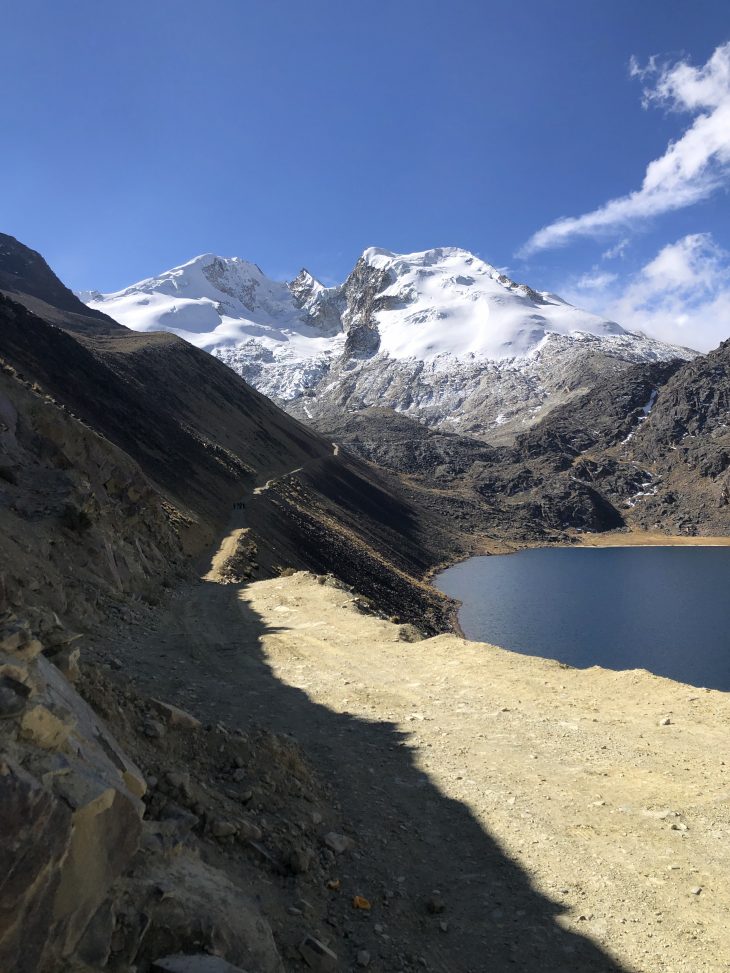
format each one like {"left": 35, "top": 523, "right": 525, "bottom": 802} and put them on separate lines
{"left": 563, "top": 233, "right": 730, "bottom": 352}
{"left": 571, "top": 269, "right": 618, "bottom": 291}
{"left": 602, "top": 238, "right": 630, "bottom": 260}
{"left": 520, "top": 43, "right": 730, "bottom": 256}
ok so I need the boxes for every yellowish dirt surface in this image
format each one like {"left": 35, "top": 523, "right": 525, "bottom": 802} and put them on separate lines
{"left": 203, "top": 527, "right": 248, "bottom": 581}
{"left": 111, "top": 528, "right": 730, "bottom": 973}
{"left": 240, "top": 572, "right": 730, "bottom": 973}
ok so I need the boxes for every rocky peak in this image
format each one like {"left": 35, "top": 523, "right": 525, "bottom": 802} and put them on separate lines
{"left": 288, "top": 267, "right": 325, "bottom": 307}
{"left": 201, "top": 255, "right": 266, "bottom": 312}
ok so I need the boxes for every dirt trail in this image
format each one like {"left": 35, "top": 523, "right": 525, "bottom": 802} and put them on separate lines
{"left": 109, "top": 542, "right": 730, "bottom": 972}
{"left": 206, "top": 443, "right": 341, "bottom": 582}
{"left": 253, "top": 467, "right": 304, "bottom": 496}
{"left": 252, "top": 441, "right": 339, "bottom": 497}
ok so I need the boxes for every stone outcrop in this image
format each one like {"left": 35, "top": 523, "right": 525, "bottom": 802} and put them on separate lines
{"left": 0, "top": 615, "right": 145, "bottom": 973}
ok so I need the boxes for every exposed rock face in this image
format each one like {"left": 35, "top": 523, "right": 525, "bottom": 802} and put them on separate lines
{"left": 289, "top": 268, "right": 343, "bottom": 337}
{"left": 628, "top": 338, "right": 730, "bottom": 533}
{"left": 0, "top": 610, "right": 292, "bottom": 973}
{"left": 338, "top": 256, "right": 391, "bottom": 360}
{"left": 0, "top": 760, "right": 72, "bottom": 973}
{"left": 113, "top": 856, "right": 284, "bottom": 973}
{"left": 632, "top": 338, "right": 730, "bottom": 455}
{"left": 0, "top": 618, "right": 145, "bottom": 973}
{"left": 287, "top": 329, "right": 691, "bottom": 445}
{"left": 0, "top": 344, "right": 186, "bottom": 630}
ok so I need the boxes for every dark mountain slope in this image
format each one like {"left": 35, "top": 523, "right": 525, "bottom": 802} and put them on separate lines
{"left": 0, "top": 245, "right": 459, "bottom": 630}
{"left": 0, "top": 233, "right": 121, "bottom": 334}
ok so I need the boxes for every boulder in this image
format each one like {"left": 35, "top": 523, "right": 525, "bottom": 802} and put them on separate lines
{"left": 115, "top": 855, "right": 284, "bottom": 973}
{"left": 0, "top": 760, "right": 73, "bottom": 973}
{"left": 323, "top": 831, "right": 354, "bottom": 854}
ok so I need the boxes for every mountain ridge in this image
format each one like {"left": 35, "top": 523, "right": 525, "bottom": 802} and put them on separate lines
{"left": 0, "top": 232, "right": 122, "bottom": 334}
{"left": 82, "top": 246, "right": 696, "bottom": 441}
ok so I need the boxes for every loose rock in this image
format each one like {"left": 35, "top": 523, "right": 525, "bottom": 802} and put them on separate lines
{"left": 210, "top": 818, "right": 239, "bottom": 839}
{"left": 143, "top": 718, "right": 166, "bottom": 739}
{"left": 323, "top": 831, "right": 354, "bottom": 854}
{"left": 151, "top": 698, "right": 202, "bottom": 730}
{"left": 288, "top": 846, "right": 314, "bottom": 875}
{"left": 426, "top": 894, "right": 445, "bottom": 915}
{"left": 299, "top": 935, "right": 338, "bottom": 971}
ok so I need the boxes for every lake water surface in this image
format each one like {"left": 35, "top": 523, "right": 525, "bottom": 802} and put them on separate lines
{"left": 435, "top": 546, "right": 730, "bottom": 691}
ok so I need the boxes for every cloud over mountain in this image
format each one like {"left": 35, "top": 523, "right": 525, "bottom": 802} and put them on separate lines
{"left": 563, "top": 233, "right": 730, "bottom": 352}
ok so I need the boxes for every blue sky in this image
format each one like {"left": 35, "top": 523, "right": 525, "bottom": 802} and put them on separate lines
{"left": 2, "top": 0, "right": 729, "bottom": 349}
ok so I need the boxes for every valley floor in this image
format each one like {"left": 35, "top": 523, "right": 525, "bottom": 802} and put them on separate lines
{"left": 99, "top": 552, "right": 730, "bottom": 972}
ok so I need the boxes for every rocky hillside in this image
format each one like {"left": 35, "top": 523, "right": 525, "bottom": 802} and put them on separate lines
{"left": 84, "top": 246, "right": 694, "bottom": 442}
{"left": 318, "top": 346, "right": 730, "bottom": 539}
{"left": 629, "top": 338, "right": 730, "bottom": 531}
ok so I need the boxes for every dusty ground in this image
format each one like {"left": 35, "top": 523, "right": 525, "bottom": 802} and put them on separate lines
{"left": 242, "top": 574, "right": 730, "bottom": 973}
{"left": 99, "top": 541, "right": 730, "bottom": 973}
{"left": 574, "top": 530, "right": 730, "bottom": 548}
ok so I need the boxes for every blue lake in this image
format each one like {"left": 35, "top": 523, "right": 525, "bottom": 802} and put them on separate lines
{"left": 435, "top": 546, "right": 730, "bottom": 691}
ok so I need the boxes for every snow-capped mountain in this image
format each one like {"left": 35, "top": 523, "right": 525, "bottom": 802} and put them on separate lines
{"left": 83, "top": 247, "right": 696, "bottom": 440}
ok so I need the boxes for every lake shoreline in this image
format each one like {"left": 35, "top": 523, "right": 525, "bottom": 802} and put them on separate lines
{"left": 435, "top": 543, "right": 730, "bottom": 691}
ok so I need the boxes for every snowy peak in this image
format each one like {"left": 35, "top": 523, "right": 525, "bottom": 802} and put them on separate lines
{"left": 348, "top": 246, "right": 625, "bottom": 361}
{"left": 84, "top": 245, "right": 627, "bottom": 361}
{"left": 118, "top": 252, "right": 281, "bottom": 313}
{"left": 81, "top": 245, "right": 693, "bottom": 439}
{"left": 84, "top": 253, "right": 321, "bottom": 346}
{"left": 289, "top": 267, "right": 328, "bottom": 307}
